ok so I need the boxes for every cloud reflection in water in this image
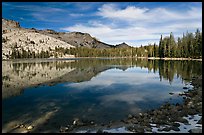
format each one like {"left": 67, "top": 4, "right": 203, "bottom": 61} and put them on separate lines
{"left": 65, "top": 67, "right": 186, "bottom": 108}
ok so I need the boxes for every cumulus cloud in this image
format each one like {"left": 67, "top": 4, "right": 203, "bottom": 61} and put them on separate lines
{"left": 97, "top": 4, "right": 149, "bottom": 21}
{"left": 97, "top": 4, "right": 202, "bottom": 22}
{"left": 61, "top": 3, "right": 202, "bottom": 46}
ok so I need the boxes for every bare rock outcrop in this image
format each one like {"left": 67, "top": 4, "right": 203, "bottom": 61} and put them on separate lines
{"left": 36, "top": 30, "right": 115, "bottom": 48}
{"left": 2, "top": 18, "right": 75, "bottom": 60}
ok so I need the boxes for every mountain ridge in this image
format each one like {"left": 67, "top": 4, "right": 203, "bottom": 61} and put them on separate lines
{"left": 3, "top": 18, "right": 131, "bottom": 48}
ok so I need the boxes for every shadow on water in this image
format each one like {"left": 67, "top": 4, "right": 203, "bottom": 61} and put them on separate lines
{"left": 2, "top": 58, "right": 202, "bottom": 132}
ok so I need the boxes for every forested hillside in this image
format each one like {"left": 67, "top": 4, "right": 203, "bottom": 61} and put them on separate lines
{"left": 61, "top": 29, "right": 202, "bottom": 58}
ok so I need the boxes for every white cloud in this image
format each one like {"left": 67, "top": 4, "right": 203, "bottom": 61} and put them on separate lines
{"left": 66, "top": 68, "right": 161, "bottom": 90}
{"left": 97, "top": 4, "right": 149, "bottom": 21}
{"left": 61, "top": 23, "right": 161, "bottom": 46}
{"left": 64, "top": 67, "right": 185, "bottom": 105}
{"left": 97, "top": 4, "right": 202, "bottom": 22}
{"left": 61, "top": 4, "right": 202, "bottom": 47}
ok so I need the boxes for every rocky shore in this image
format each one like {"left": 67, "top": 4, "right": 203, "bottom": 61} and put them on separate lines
{"left": 122, "top": 75, "right": 202, "bottom": 133}
{"left": 4, "top": 75, "right": 202, "bottom": 133}
{"left": 63, "top": 75, "right": 202, "bottom": 133}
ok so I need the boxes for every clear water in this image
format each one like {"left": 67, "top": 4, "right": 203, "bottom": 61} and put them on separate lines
{"left": 2, "top": 58, "right": 202, "bottom": 132}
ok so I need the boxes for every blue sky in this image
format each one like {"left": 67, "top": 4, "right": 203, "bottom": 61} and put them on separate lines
{"left": 2, "top": 2, "right": 202, "bottom": 47}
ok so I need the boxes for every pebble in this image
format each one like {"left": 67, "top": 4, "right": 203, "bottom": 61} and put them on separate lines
{"left": 27, "top": 125, "right": 34, "bottom": 130}
{"left": 128, "top": 114, "right": 133, "bottom": 119}
{"left": 20, "top": 125, "right": 24, "bottom": 128}
{"left": 13, "top": 124, "right": 20, "bottom": 128}
{"left": 21, "top": 130, "right": 29, "bottom": 133}
{"left": 133, "top": 120, "right": 138, "bottom": 124}
{"left": 90, "top": 121, "right": 94, "bottom": 125}
{"left": 73, "top": 118, "right": 79, "bottom": 125}
{"left": 60, "top": 126, "right": 69, "bottom": 132}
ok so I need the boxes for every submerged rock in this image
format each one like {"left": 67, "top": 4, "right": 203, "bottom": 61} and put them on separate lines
{"left": 171, "top": 126, "right": 180, "bottom": 131}
{"left": 172, "top": 122, "right": 180, "bottom": 127}
{"left": 177, "top": 117, "right": 189, "bottom": 124}
{"left": 197, "top": 117, "right": 202, "bottom": 124}
{"left": 128, "top": 114, "right": 133, "bottom": 119}
{"left": 60, "top": 126, "right": 69, "bottom": 133}
{"left": 96, "top": 129, "right": 103, "bottom": 133}
{"left": 161, "top": 127, "right": 171, "bottom": 132}
{"left": 145, "top": 127, "right": 152, "bottom": 132}
{"left": 169, "top": 92, "right": 174, "bottom": 95}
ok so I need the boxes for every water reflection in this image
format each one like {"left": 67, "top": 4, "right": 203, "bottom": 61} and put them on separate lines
{"left": 2, "top": 58, "right": 202, "bottom": 99}
{"left": 2, "top": 58, "right": 202, "bottom": 132}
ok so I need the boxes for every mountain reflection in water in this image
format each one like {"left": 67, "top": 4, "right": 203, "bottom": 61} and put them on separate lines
{"left": 2, "top": 58, "right": 202, "bottom": 132}
{"left": 2, "top": 58, "right": 202, "bottom": 99}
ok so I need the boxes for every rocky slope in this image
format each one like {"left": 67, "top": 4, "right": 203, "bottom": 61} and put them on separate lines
{"left": 2, "top": 18, "right": 131, "bottom": 60}
{"left": 34, "top": 29, "right": 116, "bottom": 49}
{"left": 2, "top": 18, "right": 20, "bottom": 32}
{"left": 2, "top": 19, "right": 76, "bottom": 60}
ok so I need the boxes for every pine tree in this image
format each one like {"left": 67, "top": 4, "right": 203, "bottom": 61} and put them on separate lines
{"left": 177, "top": 37, "right": 182, "bottom": 58}
{"left": 182, "top": 33, "right": 188, "bottom": 58}
{"left": 169, "top": 32, "right": 176, "bottom": 57}
{"left": 194, "top": 29, "right": 202, "bottom": 58}
{"left": 158, "top": 35, "right": 164, "bottom": 58}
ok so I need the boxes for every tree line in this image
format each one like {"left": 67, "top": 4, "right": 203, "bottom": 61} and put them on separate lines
{"left": 10, "top": 29, "right": 202, "bottom": 59}
{"left": 158, "top": 29, "right": 202, "bottom": 58}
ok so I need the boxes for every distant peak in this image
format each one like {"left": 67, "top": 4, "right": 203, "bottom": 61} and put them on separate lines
{"left": 115, "top": 42, "right": 130, "bottom": 48}
{"left": 69, "top": 31, "right": 90, "bottom": 36}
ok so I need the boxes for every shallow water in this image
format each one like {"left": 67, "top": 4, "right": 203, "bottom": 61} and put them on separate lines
{"left": 2, "top": 58, "right": 202, "bottom": 132}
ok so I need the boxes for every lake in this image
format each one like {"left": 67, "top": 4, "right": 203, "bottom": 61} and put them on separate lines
{"left": 2, "top": 58, "right": 202, "bottom": 132}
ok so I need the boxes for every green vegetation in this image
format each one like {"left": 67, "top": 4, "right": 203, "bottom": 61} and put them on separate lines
{"left": 158, "top": 29, "right": 202, "bottom": 58}
{"left": 9, "top": 29, "right": 202, "bottom": 59}
{"left": 11, "top": 48, "right": 50, "bottom": 59}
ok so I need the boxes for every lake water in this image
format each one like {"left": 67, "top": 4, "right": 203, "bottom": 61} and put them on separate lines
{"left": 2, "top": 58, "right": 202, "bottom": 132}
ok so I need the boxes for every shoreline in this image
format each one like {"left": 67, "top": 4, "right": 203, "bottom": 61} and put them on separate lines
{"left": 60, "top": 75, "right": 203, "bottom": 133}
{"left": 2, "top": 67, "right": 202, "bottom": 133}
{"left": 2, "top": 57, "right": 202, "bottom": 61}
